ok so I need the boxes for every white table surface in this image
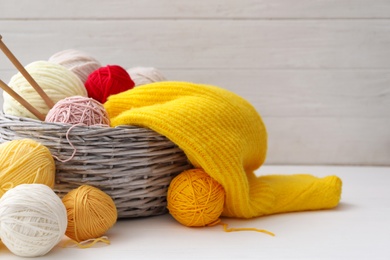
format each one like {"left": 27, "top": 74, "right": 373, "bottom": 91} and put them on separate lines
{"left": 1, "top": 165, "right": 389, "bottom": 260}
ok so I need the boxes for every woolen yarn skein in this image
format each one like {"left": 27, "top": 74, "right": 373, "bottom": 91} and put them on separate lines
{"left": 0, "top": 139, "right": 55, "bottom": 198}
{"left": 62, "top": 185, "right": 118, "bottom": 243}
{"left": 0, "top": 184, "right": 67, "bottom": 257}
{"left": 3, "top": 61, "right": 87, "bottom": 120}
{"left": 167, "top": 169, "right": 225, "bottom": 227}
{"left": 85, "top": 65, "right": 134, "bottom": 104}
{"left": 45, "top": 96, "right": 110, "bottom": 126}
{"left": 127, "top": 66, "right": 166, "bottom": 86}
{"left": 49, "top": 49, "right": 102, "bottom": 84}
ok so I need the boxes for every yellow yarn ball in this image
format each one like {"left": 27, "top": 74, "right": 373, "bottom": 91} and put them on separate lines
{"left": 167, "top": 169, "right": 225, "bottom": 227}
{"left": 62, "top": 185, "right": 118, "bottom": 242}
{"left": 0, "top": 139, "right": 55, "bottom": 197}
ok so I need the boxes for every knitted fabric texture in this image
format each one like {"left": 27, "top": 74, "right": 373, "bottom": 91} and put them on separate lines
{"left": 104, "top": 81, "right": 342, "bottom": 219}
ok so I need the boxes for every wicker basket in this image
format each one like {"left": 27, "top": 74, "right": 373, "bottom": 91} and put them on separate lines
{"left": 0, "top": 113, "right": 192, "bottom": 218}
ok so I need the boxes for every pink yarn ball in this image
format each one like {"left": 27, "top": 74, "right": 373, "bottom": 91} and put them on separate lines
{"left": 45, "top": 96, "right": 110, "bottom": 126}
{"left": 48, "top": 49, "right": 102, "bottom": 84}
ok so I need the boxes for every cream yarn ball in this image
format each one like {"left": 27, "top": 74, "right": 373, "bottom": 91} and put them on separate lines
{"left": 3, "top": 60, "right": 87, "bottom": 120}
{"left": 0, "top": 184, "right": 67, "bottom": 257}
{"left": 127, "top": 67, "right": 167, "bottom": 86}
{"left": 49, "top": 49, "right": 101, "bottom": 84}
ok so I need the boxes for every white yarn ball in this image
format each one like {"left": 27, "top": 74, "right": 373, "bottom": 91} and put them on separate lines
{"left": 49, "top": 49, "right": 101, "bottom": 84}
{"left": 127, "top": 67, "right": 167, "bottom": 86}
{"left": 3, "top": 60, "right": 87, "bottom": 120}
{"left": 0, "top": 184, "right": 68, "bottom": 257}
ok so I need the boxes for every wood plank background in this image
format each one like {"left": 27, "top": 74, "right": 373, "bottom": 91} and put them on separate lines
{"left": 0, "top": 0, "right": 389, "bottom": 166}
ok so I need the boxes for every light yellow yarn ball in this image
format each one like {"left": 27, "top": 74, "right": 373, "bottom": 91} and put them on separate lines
{"left": 3, "top": 60, "right": 87, "bottom": 120}
{"left": 0, "top": 139, "right": 55, "bottom": 198}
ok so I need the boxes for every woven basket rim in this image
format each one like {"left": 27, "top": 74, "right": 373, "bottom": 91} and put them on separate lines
{"left": 0, "top": 112, "right": 143, "bottom": 130}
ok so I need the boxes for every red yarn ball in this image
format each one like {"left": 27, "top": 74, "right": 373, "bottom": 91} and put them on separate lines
{"left": 85, "top": 65, "right": 135, "bottom": 103}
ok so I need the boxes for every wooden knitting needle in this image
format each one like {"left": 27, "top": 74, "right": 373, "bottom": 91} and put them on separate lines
{"left": 0, "top": 79, "right": 45, "bottom": 121}
{"left": 0, "top": 34, "right": 54, "bottom": 109}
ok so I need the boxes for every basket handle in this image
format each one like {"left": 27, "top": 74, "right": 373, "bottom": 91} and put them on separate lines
{"left": 0, "top": 34, "right": 54, "bottom": 113}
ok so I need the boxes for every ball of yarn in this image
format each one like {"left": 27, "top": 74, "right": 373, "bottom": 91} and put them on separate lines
{"left": 62, "top": 185, "right": 118, "bottom": 242}
{"left": 45, "top": 96, "right": 110, "bottom": 126}
{"left": 85, "top": 65, "right": 134, "bottom": 104}
{"left": 0, "top": 184, "right": 67, "bottom": 257}
{"left": 3, "top": 61, "right": 87, "bottom": 120}
{"left": 0, "top": 139, "right": 55, "bottom": 198}
{"left": 48, "top": 49, "right": 102, "bottom": 84}
{"left": 127, "top": 67, "right": 166, "bottom": 86}
{"left": 167, "top": 168, "right": 225, "bottom": 227}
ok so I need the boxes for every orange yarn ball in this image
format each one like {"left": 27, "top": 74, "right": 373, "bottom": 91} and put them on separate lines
{"left": 62, "top": 185, "right": 117, "bottom": 242}
{"left": 167, "top": 169, "right": 225, "bottom": 227}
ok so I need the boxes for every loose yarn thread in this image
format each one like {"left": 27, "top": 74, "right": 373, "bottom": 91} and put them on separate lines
{"left": 127, "top": 67, "right": 166, "bottom": 86}
{"left": 85, "top": 65, "right": 134, "bottom": 104}
{"left": 62, "top": 236, "right": 110, "bottom": 249}
{"left": 62, "top": 185, "right": 118, "bottom": 245}
{"left": 3, "top": 61, "right": 87, "bottom": 120}
{"left": 0, "top": 184, "right": 68, "bottom": 257}
{"left": 49, "top": 49, "right": 102, "bottom": 84}
{"left": 221, "top": 223, "right": 275, "bottom": 236}
{"left": 0, "top": 139, "right": 55, "bottom": 198}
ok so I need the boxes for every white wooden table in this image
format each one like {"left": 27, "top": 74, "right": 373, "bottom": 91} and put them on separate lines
{"left": 2, "top": 165, "right": 389, "bottom": 259}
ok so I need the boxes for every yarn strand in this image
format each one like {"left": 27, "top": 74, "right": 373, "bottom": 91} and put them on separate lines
{"left": 204, "top": 214, "right": 275, "bottom": 236}
{"left": 220, "top": 222, "right": 275, "bottom": 236}
{"left": 52, "top": 124, "right": 79, "bottom": 163}
{"left": 62, "top": 236, "right": 111, "bottom": 249}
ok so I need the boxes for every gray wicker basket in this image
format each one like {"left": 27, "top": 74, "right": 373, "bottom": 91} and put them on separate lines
{"left": 0, "top": 113, "right": 192, "bottom": 218}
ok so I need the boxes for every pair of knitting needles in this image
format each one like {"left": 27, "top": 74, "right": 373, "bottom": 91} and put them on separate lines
{"left": 0, "top": 34, "right": 54, "bottom": 120}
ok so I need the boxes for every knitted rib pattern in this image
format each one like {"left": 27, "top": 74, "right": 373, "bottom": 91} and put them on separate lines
{"left": 104, "top": 81, "right": 342, "bottom": 219}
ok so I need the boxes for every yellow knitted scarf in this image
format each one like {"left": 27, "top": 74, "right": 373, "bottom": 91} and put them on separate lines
{"left": 104, "top": 81, "right": 342, "bottom": 219}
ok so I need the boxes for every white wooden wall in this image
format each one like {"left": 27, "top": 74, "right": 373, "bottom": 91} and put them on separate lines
{"left": 0, "top": 0, "right": 389, "bottom": 166}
